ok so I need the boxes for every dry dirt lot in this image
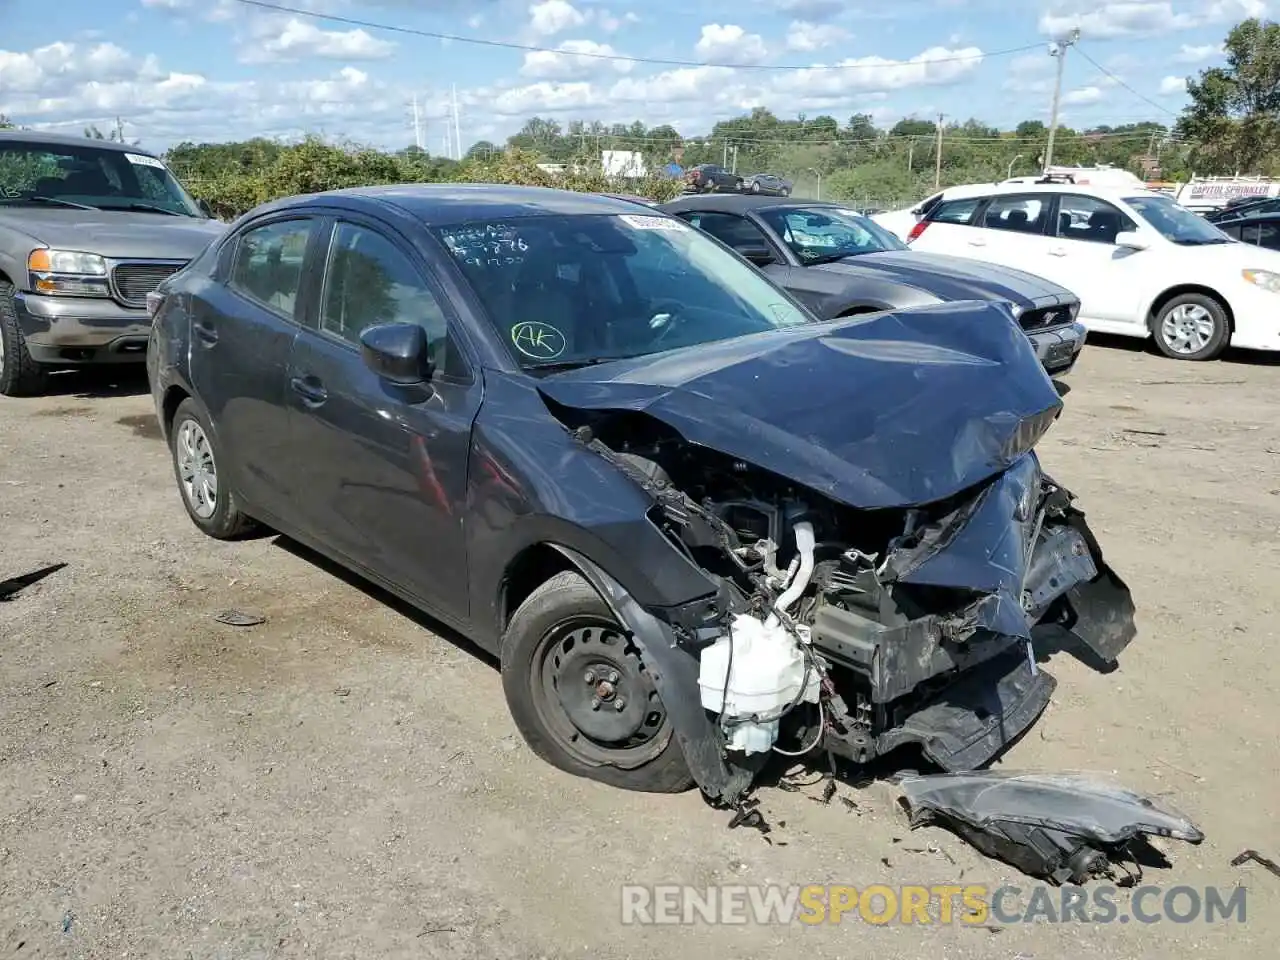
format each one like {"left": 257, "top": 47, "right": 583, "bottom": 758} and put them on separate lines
{"left": 2, "top": 337, "right": 1278, "bottom": 959}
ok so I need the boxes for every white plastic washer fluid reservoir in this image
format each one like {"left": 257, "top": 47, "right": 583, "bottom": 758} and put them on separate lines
{"left": 697, "top": 614, "right": 819, "bottom": 754}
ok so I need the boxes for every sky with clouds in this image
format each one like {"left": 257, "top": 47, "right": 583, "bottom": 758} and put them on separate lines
{"left": 0, "top": 0, "right": 1269, "bottom": 153}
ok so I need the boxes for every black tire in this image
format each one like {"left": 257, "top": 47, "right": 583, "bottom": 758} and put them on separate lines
{"left": 781, "top": 187, "right": 791, "bottom": 197}
{"left": 0, "top": 280, "right": 50, "bottom": 397}
{"left": 501, "top": 570, "right": 694, "bottom": 793}
{"left": 751, "top": 181, "right": 761, "bottom": 194}
{"left": 1150, "top": 292, "right": 1230, "bottom": 361}
{"left": 168, "top": 397, "right": 257, "bottom": 539}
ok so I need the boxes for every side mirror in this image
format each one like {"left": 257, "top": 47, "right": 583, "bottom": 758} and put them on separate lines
{"left": 1114, "top": 231, "right": 1149, "bottom": 251}
{"left": 360, "top": 322, "right": 431, "bottom": 386}
{"left": 196, "top": 198, "right": 214, "bottom": 218}
{"left": 735, "top": 244, "right": 776, "bottom": 266}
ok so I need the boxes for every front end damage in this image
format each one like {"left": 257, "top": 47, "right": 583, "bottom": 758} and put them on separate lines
{"left": 551, "top": 421, "right": 1135, "bottom": 806}
{"left": 535, "top": 307, "right": 1138, "bottom": 805}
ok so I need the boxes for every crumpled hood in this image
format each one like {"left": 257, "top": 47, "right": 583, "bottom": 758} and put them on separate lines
{"left": 537, "top": 301, "right": 1064, "bottom": 509}
{"left": 0, "top": 208, "right": 226, "bottom": 260}
{"left": 811, "top": 250, "right": 1074, "bottom": 304}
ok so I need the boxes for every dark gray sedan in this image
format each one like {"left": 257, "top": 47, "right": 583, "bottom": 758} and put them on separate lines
{"left": 660, "top": 194, "right": 1087, "bottom": 376}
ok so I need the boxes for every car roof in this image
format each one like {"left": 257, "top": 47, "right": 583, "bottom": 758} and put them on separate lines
{"left": 662, "top": 193, "right": 842, "bottom": 213}
{"left": 1219, "top": 210, "right": 1280, "bottom": 225}
{"left": 0, "top": 129, "right": 159, "bottom": 157}
{"left": 255, "top": 183, "right": 664, "bottom": 225}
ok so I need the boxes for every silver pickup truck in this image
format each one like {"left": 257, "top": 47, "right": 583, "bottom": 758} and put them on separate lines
{"left": 0, "top": 131, "right": 226, "bottom": 396}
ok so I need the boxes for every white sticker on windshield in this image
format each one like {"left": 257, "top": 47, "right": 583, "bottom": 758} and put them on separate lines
{"left": 618, "top": 214, "right": 688, "bottom": 231}
{"left": 125, "top": 153, "right": 165, "bottom": 169}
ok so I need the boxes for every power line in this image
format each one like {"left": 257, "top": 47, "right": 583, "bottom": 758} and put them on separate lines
{"left": 1075, "top": 44, "right": 1179, "bottom": 118}
{"left": 230, "top": 0, "right": 1043, "bottom": 72}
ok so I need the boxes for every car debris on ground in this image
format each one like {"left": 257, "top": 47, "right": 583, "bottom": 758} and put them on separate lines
{"left": 896, "top": 771, "right": 1205, "bottom": 884}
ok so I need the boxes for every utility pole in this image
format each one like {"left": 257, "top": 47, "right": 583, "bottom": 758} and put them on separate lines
{"left": 411, "top": 94, "right": 422, "bottom": 150}
{"left": 115, "top": 115, "right": 124, "bottom": 142}
{"left": 451, "top": 84, "right": 462, "bottom": 161}
{"left": 1044, "top": 27, "right": 1080, "bottom": 174}
{"left": 934, "top": 113, "right": 944, "bottom": 188}
{"left": 907, "top": 139, "right": 914, "bottom": 171}
{"left": 722, "top": 139, "right": 729, "bottom": 167}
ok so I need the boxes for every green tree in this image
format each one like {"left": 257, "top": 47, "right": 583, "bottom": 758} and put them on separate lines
{"left": 0, "top": 114, "right": 12, "bottom": 129}
{"left": 1177, "top": 17, "right": 1280, "bottom": 174}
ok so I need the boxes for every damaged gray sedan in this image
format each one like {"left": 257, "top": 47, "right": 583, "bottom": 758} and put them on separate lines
{"left": 147, "top": 185, "right": 1136, "bottom": 807}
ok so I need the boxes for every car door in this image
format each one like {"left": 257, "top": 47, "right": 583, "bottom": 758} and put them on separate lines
{"left": 1021, "top": 193, "right": 1146, "bottom": 330}
{"left": 958, "top": 193, "right": 1057, "bottom": 274}
{"left": 281, "top": 215, "right": 483, "bottom": 624}
{"left": 189, "top": 215, "right": 322, "bottom": 524}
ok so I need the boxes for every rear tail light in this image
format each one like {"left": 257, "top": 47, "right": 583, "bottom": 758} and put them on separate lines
{"left": 906, "top": 220, "right": 930, "bottom": 243}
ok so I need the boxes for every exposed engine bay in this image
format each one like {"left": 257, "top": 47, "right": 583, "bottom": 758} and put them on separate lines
{"left": 563, "top": 413, "right": 1137, "bottom": 794}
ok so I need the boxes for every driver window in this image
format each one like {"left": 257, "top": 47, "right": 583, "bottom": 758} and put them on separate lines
{"left": 682, "top": 212, "right": 771, "bottom": 252}
{"left": 319, "top": 222, "right": 464, "bottom": 377}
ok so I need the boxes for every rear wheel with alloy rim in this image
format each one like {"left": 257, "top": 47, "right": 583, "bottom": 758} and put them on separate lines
{"left": 168, "top": 397, "right": 258, "bottom": 538}
{"left": 1151, "top": 293, "right": 1230, "bottom": 361}
{"left": 501, "top": 571, "right": 694, "bottom": 793}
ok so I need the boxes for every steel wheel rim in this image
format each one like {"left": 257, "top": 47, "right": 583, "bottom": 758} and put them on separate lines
{"left": 532, "top": 617, "right": 671, "bottom": 768}
{"left": 1160, "top": 303, "right": 1215, "bottom": 354}
{"left": 175, "top": 418, "right": 218, "bottom": 519}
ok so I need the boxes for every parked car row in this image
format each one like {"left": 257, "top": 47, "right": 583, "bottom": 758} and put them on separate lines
{"left": 684, "top": 164, "right": 792, "bottom": 196}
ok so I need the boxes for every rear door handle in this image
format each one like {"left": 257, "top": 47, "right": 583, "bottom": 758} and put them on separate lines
{"left": 967, "top": 238, "right": 987, "bottom": 247}
{"left": 290, "top": 376, "right": 328, "bottom": 406}
{"left": 193, "top": 320, "right": 218, "bottom": 344}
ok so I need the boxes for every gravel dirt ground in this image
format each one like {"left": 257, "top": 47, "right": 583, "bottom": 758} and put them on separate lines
{"left": 2, "top": 337, "right": 1278, "bottom": 959}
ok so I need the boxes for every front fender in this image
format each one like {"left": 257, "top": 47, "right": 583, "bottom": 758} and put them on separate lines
{"left": 551, "top": 545, "right": 754, "bottom": 805}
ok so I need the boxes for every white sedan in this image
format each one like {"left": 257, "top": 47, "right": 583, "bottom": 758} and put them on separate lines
{"left": 903, "top": 182, "right": 1280, "bottom": 360}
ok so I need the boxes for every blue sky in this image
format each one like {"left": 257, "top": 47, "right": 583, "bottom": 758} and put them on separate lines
{"left": 0, "top": 0, "right": 1266, "bottom": 153}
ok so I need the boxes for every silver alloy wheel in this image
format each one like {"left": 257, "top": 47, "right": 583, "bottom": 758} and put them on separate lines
{"left": 176, "top": 418, "right": 218, "bottom": 519}
{"left": 1160, "top": 303, "right": 1216, "bottom": 355}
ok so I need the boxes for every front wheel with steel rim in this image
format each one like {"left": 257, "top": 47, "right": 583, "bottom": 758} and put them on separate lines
{"left": 501, "top": 571, "right": 694, "bottom": 793}
{"left": 168, "top": 397, "right": 258, "bottom": 539}
{"left": 1151, "top": 292, "right": 1230, "bottom": 361}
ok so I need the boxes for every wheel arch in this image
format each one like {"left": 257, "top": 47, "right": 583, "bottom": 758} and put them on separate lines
{"left": 160, "top": 383, "right": 192, "bottom": 443}
{"left": 1146, "top": 284, "right": 1235, "bottom": 336}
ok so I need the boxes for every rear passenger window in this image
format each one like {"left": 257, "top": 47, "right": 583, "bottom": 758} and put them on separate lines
{"left": 1242, "top": 221, "right": 1280, "bottom": 250}
{"left": 930, "top": 198, "right": 981, "bottom": 224}
{"left": 982, "top": 195, "right": 1049, "bottom": 234}
{"left": 229, "top": 218, "right": 313, "bottom": 318}
{"left": 1054, "top": 195, "right": 1136, "bottom": 245}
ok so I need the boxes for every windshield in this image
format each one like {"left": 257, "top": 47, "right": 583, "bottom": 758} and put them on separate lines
{"left": 1125, "top": 195, "right": 1232, "bottom": 245}
{"left": 757, "top": 205, "right": 908, "bottom": 264}
{"left": 434, "top": 213, "right": 810, "bottom": 370}
{"left": 0, "top": 139, "right": 205, "bottom": 217}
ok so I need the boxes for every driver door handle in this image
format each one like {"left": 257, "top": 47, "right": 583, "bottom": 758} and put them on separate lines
{"left": 1048, "top": 247, "right": 1068, "bottom": 257}
{"left": 290, "top": 376, "right": 328, "bottom": 407}
{"left": 967, "top": 238, "right": 987, "bottom": 247}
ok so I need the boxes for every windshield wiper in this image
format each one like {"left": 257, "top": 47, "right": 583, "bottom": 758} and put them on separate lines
{"left": 802, "top": 251, "right": 867, "bottom": 266}
{"left": 105, "top": 202, "right": 187, "bottom": 217}
{"left": 527, "top": 354, "right": 643, "bottom": 372}
{"left": 1174, "top": 237, "right": 1231, "bottom": 245}
{"left": 23, "top": 196, "right": 101, "bottom": 210}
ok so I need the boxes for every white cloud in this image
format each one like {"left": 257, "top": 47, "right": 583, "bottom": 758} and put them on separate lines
{"left": 1160, "top": 74, "right": 1189, "bottom": 94}
{"left": 520, "top": 40, "right": 633, "bottom": 79}
{"left": 528, "top": 0, "right": 587, "bottom": 37}
{"left": 240, "top": 17, "right": 395, "bottom": 63}
{"left": 0, "top": 41, "right": 155, "bottom": 94}
{"left": 768, "top": 45, "right": 985, "bottom": 98}
{"left": 1174, "top": 42, "right": 1222, "bottom": 62}
{"left": 1039, "top": 2, "right": 1195, "bottom": 38}
{"left": 598, "top": 10, "right": 641, "bottom": 32}
{"left": 1062, "top": 85, "right": 1104, "bottom": 105}
{"left": 695, "top": 24, "right": 768, "bottom": 64}
{"left": 785, "top": 21, "right": 849, "bottom": 52}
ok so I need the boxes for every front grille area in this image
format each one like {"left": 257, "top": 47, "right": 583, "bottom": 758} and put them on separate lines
{"left": 112, "top": 262, "right": 184, "bottom": 307}
{"left": 1019, "top": 303, "right": 1077, "bottom": 332}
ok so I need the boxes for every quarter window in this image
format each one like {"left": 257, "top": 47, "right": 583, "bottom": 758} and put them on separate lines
{"left": 679, "top": 211, "right": 772, "bottom": 251}
{"left": 982, "top": 195, "right": 1049, "bottom": 234}
{"left": 229, "top": 218, "right": 313, "bottom": 318}
{"left": 930, "top": 197, "right": 981, "bottom": 224}
{"left": 319, "top": 222, "right": 461, "bottom": 377}
{"left": 1054, "top": 195, "right": 1136, "bottom": 245}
